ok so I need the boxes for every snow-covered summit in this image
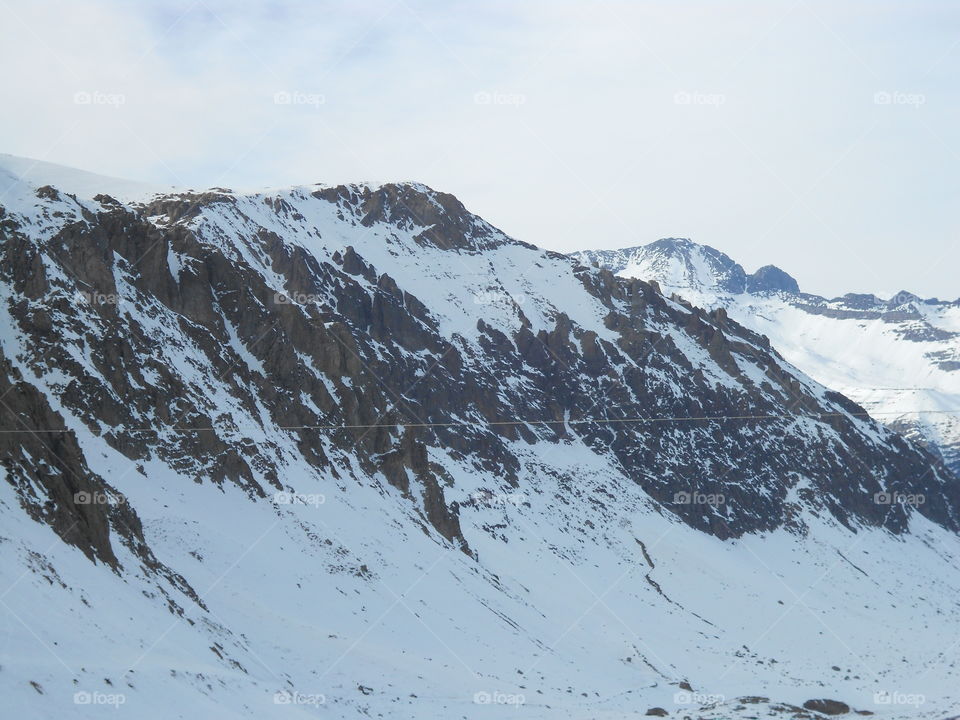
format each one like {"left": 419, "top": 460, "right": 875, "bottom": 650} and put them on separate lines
{"left": 574, "top": 238, "right": 960, "bottom": 474}
{"left": 573, "top": 238, "right": 800, "bottom": 298}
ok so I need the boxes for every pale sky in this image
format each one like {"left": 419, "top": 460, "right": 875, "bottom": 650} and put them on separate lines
{"left": 3, "top": 0, "right": 959, "bottom": 300}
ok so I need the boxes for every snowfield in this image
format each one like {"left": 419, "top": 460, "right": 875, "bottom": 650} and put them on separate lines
{"left": 3, "top": 450, "right": 960, "bottom": 719}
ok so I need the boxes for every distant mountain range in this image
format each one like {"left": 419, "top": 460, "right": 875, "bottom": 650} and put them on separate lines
{"left": 573, "top": 238, "right": 960, "bottom": 475}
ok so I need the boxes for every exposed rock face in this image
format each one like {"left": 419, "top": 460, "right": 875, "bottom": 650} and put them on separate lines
{"left": 747, "top": 265, "right": 800, "bottom": 294}
{"left": 803, "top": 698, "right": 851, "bottom": 715}
{"left": 0, "top": 348, "right": 117, "bottom": 566}
{"left": 0, "top": 346, "right": 200, "bottom": 612}
{"left": 2, "top": 174, "right": 958, "bottom": 562}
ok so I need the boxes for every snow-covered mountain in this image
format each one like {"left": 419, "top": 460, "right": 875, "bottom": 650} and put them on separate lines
{"left": 3, "top": 154, "right": 960, "bottom": 719}
{"left": 574, "top": 240, "right": 960, "bottom": 476}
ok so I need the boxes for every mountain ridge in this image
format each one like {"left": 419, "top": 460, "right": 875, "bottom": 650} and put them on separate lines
{"left": 573, "top": 237, "right": 959, "bottom": 306}
{"left": 572, "top": 238, "right": 960, "bottom": 475}
{"left": 2, "top": 154, "right": 960, "bottom": 719}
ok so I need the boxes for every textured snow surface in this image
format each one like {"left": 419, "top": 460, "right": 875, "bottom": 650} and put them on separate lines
{"left": 3, "top": 456, "right": 960, "bottom": 719}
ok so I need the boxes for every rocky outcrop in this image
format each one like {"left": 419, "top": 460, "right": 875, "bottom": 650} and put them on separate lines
{"left": 803, "top": 698, "right": 851, "bottom": 715}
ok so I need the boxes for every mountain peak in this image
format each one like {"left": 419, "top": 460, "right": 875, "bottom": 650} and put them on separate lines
{"left": 886, "top": 290, "right": 921, "bottom": 309}
{"left": 747, "top": 264, "right": 800, "bottom": 294}
{"left": 574, "top": 238, "right": 747, "bottom": 295}
{"left": 573, "top": 239, "right": 801, "bottom": 298}
{"left": 310, "top": 181, "right": 508, "bottom": 252}
{"left": 647, "top": 236, "right": 697, "bottom": 250}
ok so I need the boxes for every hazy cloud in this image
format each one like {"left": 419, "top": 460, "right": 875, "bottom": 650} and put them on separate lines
{"left": 2, "top": 0, "right": 958, "bottom": 298}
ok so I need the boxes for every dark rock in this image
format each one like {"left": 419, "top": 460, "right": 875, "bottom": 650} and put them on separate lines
{"left": 35, "top": 185, "right": 59, "bottom": 201}
{"left": 803, "top": 698, "right": 850, "bottom": 715}
{"left": 747, "top": 265, "right": 800, "bottom": 294}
